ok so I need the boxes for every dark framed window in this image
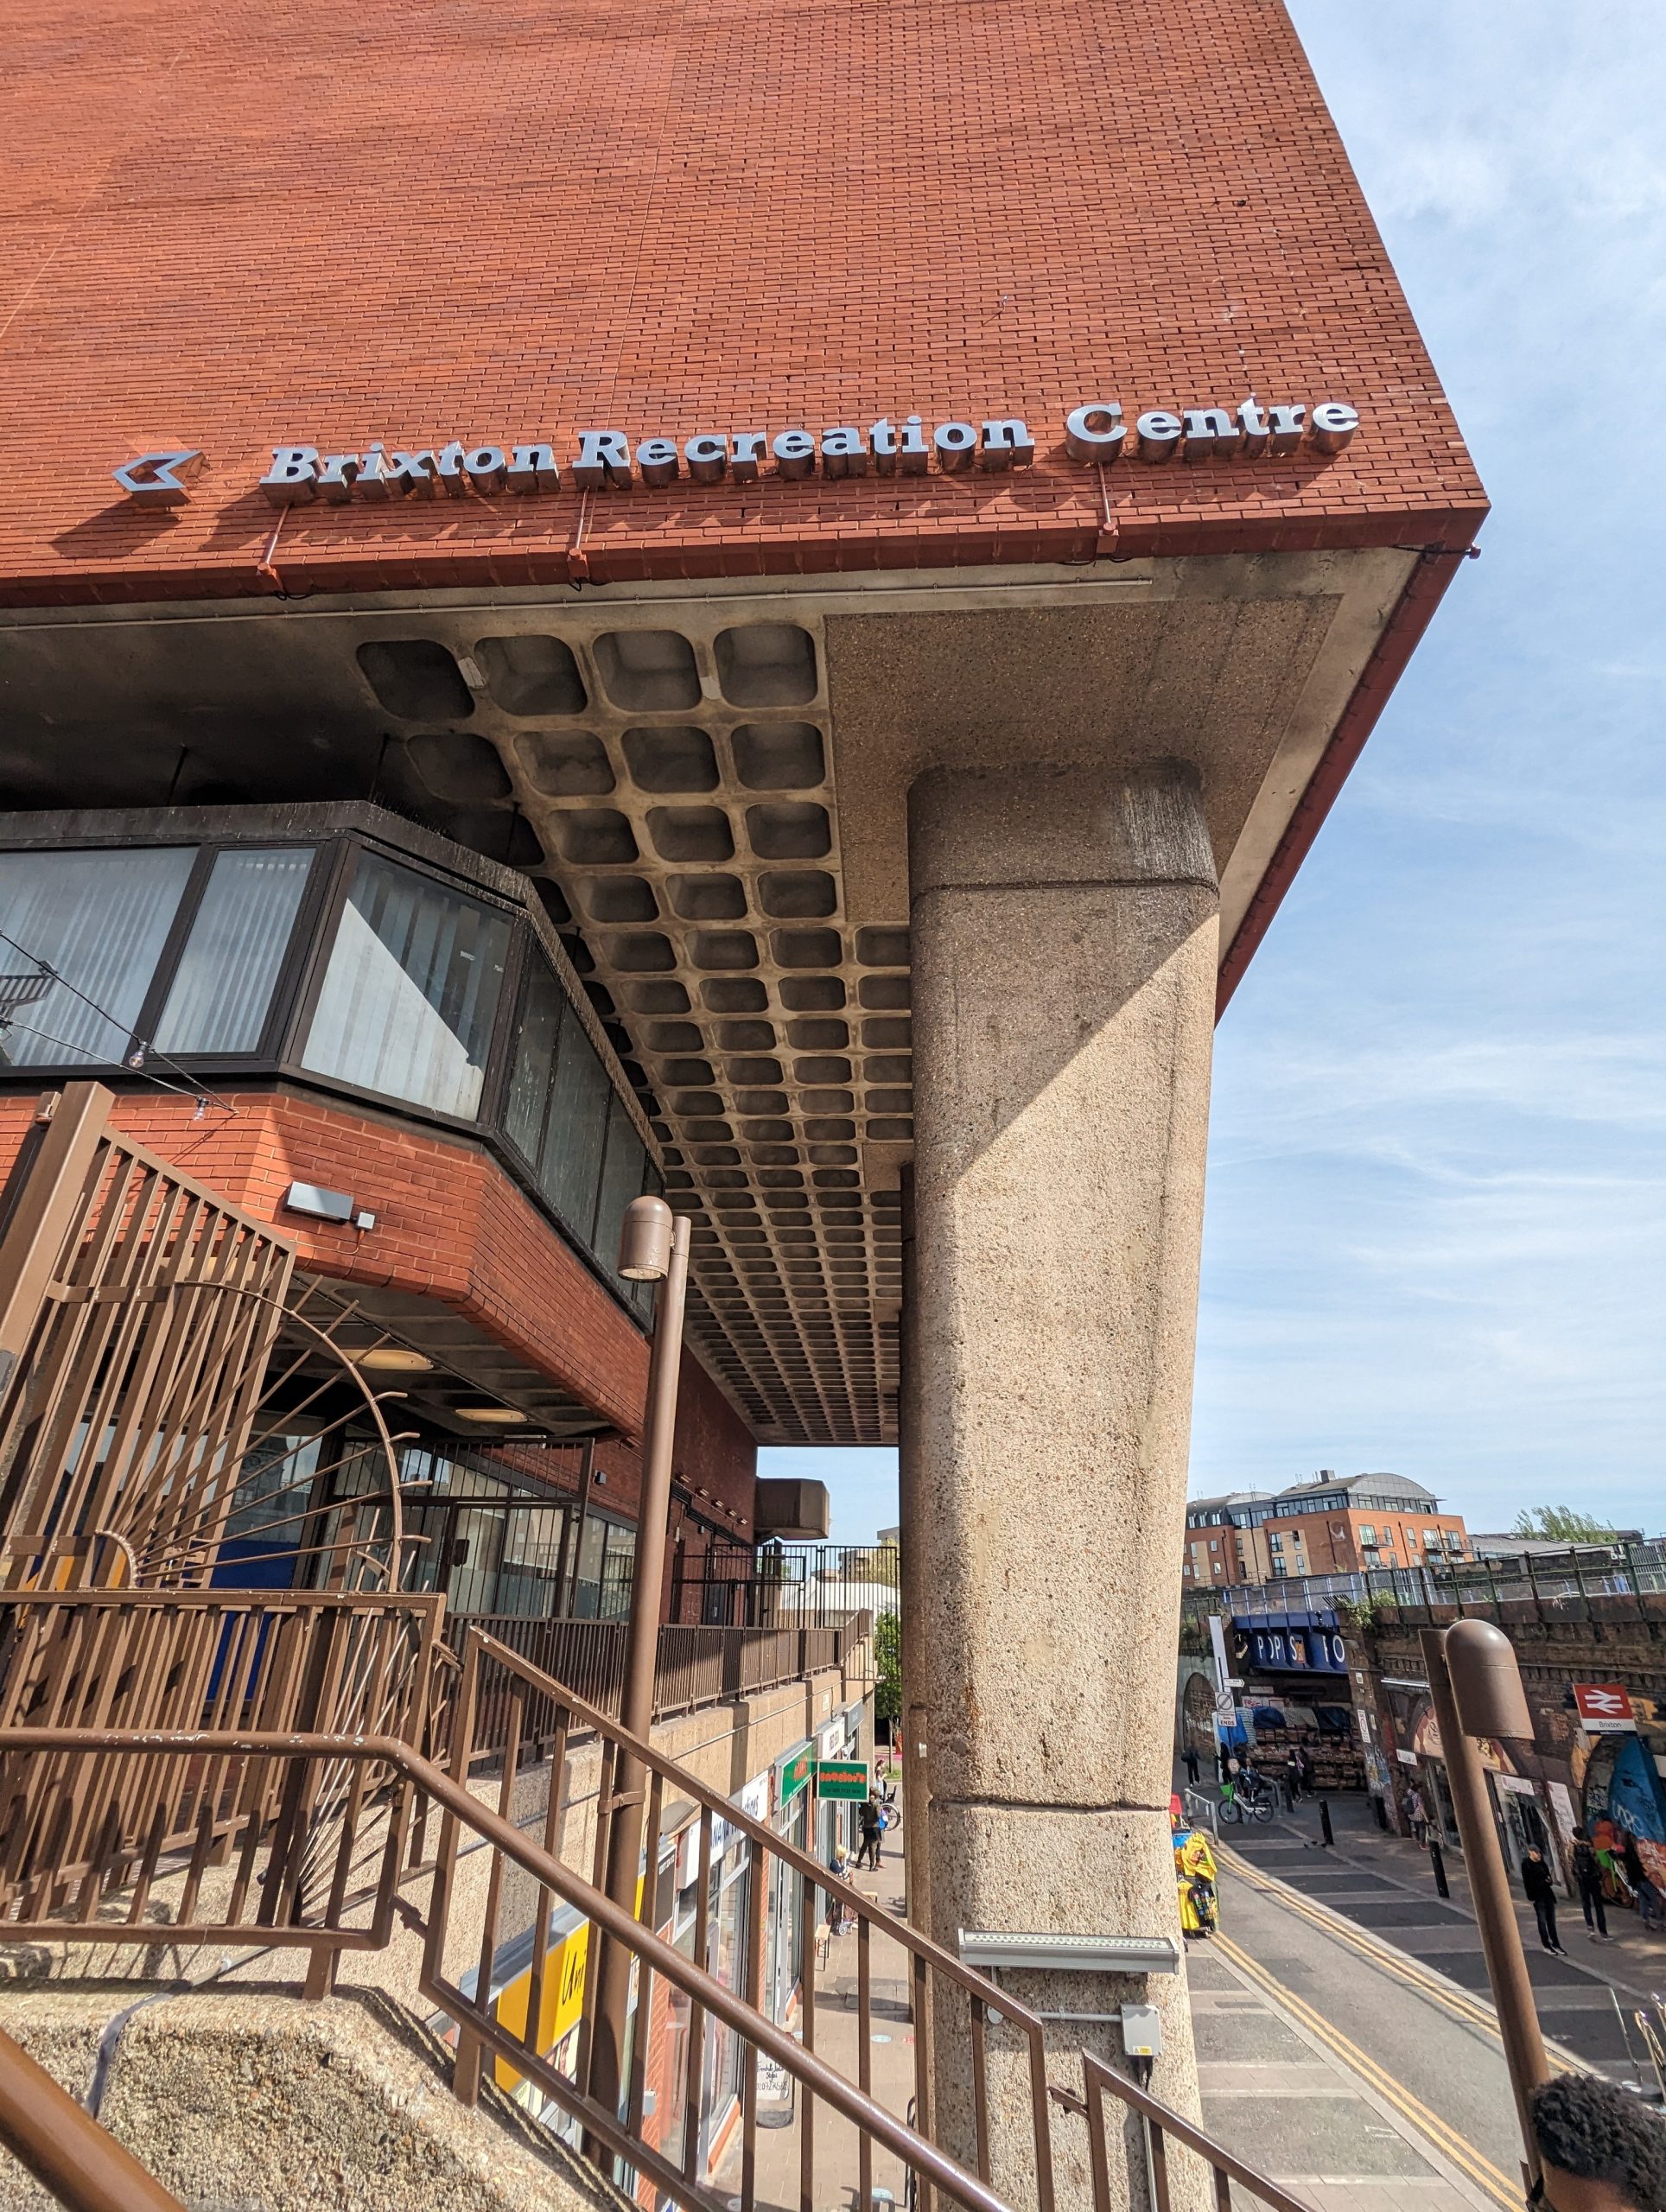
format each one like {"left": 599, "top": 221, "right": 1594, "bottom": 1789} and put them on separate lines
{"left": 0, "top": 823, "right": 654, "bottom": 1325}
{"left": 300, "top": 849, "right": 512, "bottom": 1119}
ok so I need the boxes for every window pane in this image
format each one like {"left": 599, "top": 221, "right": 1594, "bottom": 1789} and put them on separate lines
{"left": 155, "top": 847, "right": 313, "bottom": 1056}
{"left": 302, "top": 852, "right": 510, "bottom": 1117}
{"left": 595, "top": 1093, "right": 646, "bottom": 1279}
{"left": 0, "top": 848, "right": 194, "bottom": 1069}
{"left": 504, "top": 956, "right": 563, "bottom": 1166}
{"left": 538, "top": 1003, "right": 611, "bottom": 1237}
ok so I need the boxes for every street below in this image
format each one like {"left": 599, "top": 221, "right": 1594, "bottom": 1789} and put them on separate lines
{"left": 1199, "top": 1787, "right": 1666, "bottom": 2207}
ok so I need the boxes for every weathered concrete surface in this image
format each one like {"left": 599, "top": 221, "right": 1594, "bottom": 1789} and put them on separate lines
{"left": 907, "top": 762, "right": 1218, "bottom": 2210}
{"left": 0, "top": 1986, "right": 630, "bottom": 2212}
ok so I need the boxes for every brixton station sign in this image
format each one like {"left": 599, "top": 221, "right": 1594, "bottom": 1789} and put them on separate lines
{"left": 231, "top": 397, "right": 1358, "bottom": 507}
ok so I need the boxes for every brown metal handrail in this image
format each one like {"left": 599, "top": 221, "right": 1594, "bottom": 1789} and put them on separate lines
{"left": 1052, "top": 2052, "right": 1309, "bottom": 2212}
{"left": 456, "top": 1626, "right": 1057, "bottom": 2212}
{"left": 0, "top": 1724, "right": 1014, "bottom": 2212}
{"left": 0, "top": 2022, "right": 184, "bottom": 2212}
{"left": 1061, "top": 2054, "right": 1313, "bottom": 2212}
{"left": 448, "top": 1610, "right": 874, "bottom": 1739}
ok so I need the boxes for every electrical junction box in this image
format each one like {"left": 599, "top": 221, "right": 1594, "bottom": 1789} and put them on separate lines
{"left": 1120, "top": 2004, "right": 1162, "bottom": 2059}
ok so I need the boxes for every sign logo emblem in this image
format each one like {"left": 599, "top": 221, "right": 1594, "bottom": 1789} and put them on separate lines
{"left": 1573, "top": 1681, "right": 1636, "bottom": 1732}
{"left": 112, "top": 450, "right": 203, "bottom": 506}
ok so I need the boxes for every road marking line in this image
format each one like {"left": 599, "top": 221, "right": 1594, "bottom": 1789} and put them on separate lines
{"left": 1220, "top": 1845, "right": 1503, "bottom": 2032}
{"left": 1219, "top": 1840, "right": 1588, "bottom": 2072}
{"left": 1213, "top": 1932, "right": 1522, "bottom": 2212}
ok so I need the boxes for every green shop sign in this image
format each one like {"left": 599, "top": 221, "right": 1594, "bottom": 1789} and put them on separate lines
{"left": 779, "top": 1746, "right": 814, "bottom": 1804}
{"left": 815, "top": 1759, "right": 870, "bottom": 1802}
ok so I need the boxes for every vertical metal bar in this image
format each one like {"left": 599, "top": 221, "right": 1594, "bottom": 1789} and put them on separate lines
{"left": 800, "top": 1866, "right": 817, "bottom": 2212}
{"left": 575, "top": 1737, "right": 619, "bottom": 2113}
{"left": 626, "top": 1766, "right": 666, "bottom": 2142}
{"left": 1084, "top": 2066, "right": 1112, "bottom": 2212}
{"left": 912, "top": 1951, "right": 934, "bottom": 2212}
{"left": 457, "top": 1677, "right": 523, "bottom": 2108}
{"left": 680, "top": 1806, "right": 713, "bottom": 2183}
{"left": 1028, "top": 2022, "right": 1057, "bottom": 2212}
{"left": 1148, "top": 2121, "right": 1172, "bottom": 2212}
{"left": 523, "top": 1717, "right": 569, "bottom": 2074}
{"left": 740, "top": 1832, "right": 767, "bottom": 2212}
{"left": 423, "top": 1631, "right": 480, "bottom": 2025}
{"left": 1212, "top": 2166, "right": 1232, "bottom": 2212}
{"left": 855, "top": 1903, "right": 873, "bottom": 2212}
{"left": 969, "top": 1997, "right": 991, "bottom": 2181}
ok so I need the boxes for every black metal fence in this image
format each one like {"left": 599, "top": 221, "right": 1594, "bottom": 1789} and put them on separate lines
{"left": 669, "top": 1540, "right": 900, "bottom": 1628}
{"left": 1180, "top": 1540, "right": 1666, "bottom": 1623}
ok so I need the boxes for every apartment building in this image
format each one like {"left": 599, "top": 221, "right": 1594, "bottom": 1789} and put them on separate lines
{"left": 1183, "top": 1472, "right": 1471, "bottom": 1589}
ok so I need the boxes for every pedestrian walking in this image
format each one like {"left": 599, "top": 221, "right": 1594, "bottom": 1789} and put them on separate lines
{"left": 1572, "top": 1826, "right": 1611, "bottom": 1939}
{"left": 1297, "top": 1746, "right": 1316, "bottom": 1799}
{"left": 1619, "top": 1831, "right": 1663, "bottom": 1931}
{"left": 1405, "top": 1784, "right": 1428, "bottom": 1847}
{"left": 1182, "top": 1742, "right": 1201, "bottom": 1787}
{"left": 1522, "top": 1846, "right": 1567, "bottom": 1955}
{"left": 855, "top": 1790, "right": 883, "bottom": 1871}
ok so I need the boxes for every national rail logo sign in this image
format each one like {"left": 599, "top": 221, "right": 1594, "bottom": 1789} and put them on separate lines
{"left": 1572, "top": 1681, "right": 1637, "bottom": 1733}
{"left": 113, "top": 400, "right": 1361, "bottom": 507}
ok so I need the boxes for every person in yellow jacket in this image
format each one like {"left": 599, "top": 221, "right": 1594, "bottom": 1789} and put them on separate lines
{"left": 1173, "top": 1805, "right": 1218, "bottom": 1939}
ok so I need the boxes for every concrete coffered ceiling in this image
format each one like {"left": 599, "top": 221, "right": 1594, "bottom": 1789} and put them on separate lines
{"left": 0, "top": 547, "right": 1415, "bottom": 1444}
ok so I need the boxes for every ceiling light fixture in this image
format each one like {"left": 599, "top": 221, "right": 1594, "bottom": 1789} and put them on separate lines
{"left": 353, "top": 1347, "right": 435, "bottom": 1373}
{"left": 455, "top": 1404, "right": 527, "bottom": 1425}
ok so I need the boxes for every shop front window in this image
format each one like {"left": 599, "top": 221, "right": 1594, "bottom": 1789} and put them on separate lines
{"left": 703, "top": 1840, "right": 753, "bottom": 2155}
{"left": 302, "top": 850, "right": 510, "bottom": 1117}
{"left": 156, "top": 847, "right": 313, "bottom": 1055}
{"left": 0, "top": 846, "right": 194, "bottom": 1066}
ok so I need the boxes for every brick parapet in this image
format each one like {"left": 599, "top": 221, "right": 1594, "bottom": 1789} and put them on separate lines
{"left": 0, "top": 0, "right": 1484, "bottom": 604}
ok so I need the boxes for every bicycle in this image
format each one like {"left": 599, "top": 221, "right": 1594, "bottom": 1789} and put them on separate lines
{"left": 1218, "top": 1777, "right": 1275, "bottom": 1826}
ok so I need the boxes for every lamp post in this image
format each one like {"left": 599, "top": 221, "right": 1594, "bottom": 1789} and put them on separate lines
{"left": 1418, "top": 1619, "right": 1547, "bottom": 2190}
{"left": 587, "top": 1194, "right": 691, "bottom": 2132}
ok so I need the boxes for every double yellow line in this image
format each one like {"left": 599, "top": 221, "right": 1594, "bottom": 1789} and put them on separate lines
{"left": 1218, "top": 1840, "right": 1509, "bottom": 2042}
{"left": 1212, "top": 1928, "right": 1524, "bottom": 2210}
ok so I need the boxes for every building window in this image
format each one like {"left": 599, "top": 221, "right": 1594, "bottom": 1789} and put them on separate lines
{"left": 1269, "top": 1532, "right": 1284, "bottom": 1551}
{"left": 302, "top": 850, "right": 511, "bottom": 1118}
{"left": 0, "top": 846, "right": 195, "bottom": 1066}
{"left": 1360, "top": 1525, "right": 1377, "bottom": 1547}
{"left": 155, "top": 847, "right": 314, "bottom": 1055}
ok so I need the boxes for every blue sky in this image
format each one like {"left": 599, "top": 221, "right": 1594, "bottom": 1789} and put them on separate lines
{"left": 766, "top": 2, "right": 1666, "bottom": 1544}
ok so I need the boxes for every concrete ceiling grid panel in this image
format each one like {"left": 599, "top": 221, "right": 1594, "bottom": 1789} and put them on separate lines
{"left": 0, "top": 546, "right": 1421, "bottom": 1446}
{"left": 385, "top": 604, "right": 907, "bottom": 1448}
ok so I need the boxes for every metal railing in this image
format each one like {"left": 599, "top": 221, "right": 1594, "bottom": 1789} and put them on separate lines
{"left": 1061, "top": 2054, "right": 1310, "bottom": 2212}
{"left": 670, "top": 1539, "right": 900, "bottom": 1628}
{"left": 0, "top": 1620, "right": 1317, "bottom": 2212}
{"left": 1181, "top": 1539, "right": 1666, "bottom": 1624}
{"left": 0, "top": 1588, "right": 442, "bottom": 1940}
{"left": 452, "top": 1610, "right": 871, "bottom": 1737}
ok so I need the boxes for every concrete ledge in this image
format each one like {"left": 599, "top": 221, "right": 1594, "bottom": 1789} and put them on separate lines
{"left": 0, "top": 1984, "right": 627, "bottom": 2212}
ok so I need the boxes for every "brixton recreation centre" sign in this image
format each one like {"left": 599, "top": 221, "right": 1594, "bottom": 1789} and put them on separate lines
{"left": 253, "top": 398, "right": 1360, "bottom": 503}
{"left": 112, "top": 398, "right": 1360, "bottom": 508}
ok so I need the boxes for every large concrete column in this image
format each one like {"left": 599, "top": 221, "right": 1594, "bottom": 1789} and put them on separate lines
{"left": 907, "top": 762, "right": 1218, "bottom": 2211}
{"left": 896, "top": 1164, "right": 933, "bottom": 1938}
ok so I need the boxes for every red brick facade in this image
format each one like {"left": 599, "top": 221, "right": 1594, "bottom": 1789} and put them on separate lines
{"left": 0, "top": 1086, "right": 755, "bottom": 1529}
{"left": 0, "top": 0, "right": 1484, "bottom": 604}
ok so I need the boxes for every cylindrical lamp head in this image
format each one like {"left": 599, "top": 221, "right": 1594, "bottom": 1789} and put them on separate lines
{"left": 619, "top": 1194, "right": 675, "bottom": 1281}
{"left": 1446, "top": 1618, "right": 1535, "bottom": 1742}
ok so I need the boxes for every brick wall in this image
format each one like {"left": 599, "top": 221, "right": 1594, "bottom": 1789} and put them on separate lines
{"left": 0, "top": 1084, "right": 747, "bottom": 1513}
{"left": 0, "top": 0, "right": 1483, "bottom": 602}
